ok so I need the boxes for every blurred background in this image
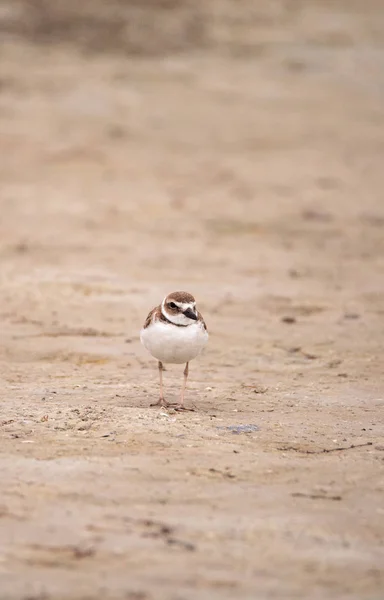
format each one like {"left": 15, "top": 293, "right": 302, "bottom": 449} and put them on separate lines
{"left": 1, "top": 3, "right": 384, "bottom": 598}
{"left": 1, "top": 0, "right": 383, "bottom": 371}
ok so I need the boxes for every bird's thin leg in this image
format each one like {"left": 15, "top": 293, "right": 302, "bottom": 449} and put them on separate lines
{"left": 180, "top": 362, "right": 189, "bottom": 408}
{"left": 150, "top": 361, "right": 169, "bottom": 407}
{"left": 159, "top": 360, "right": 164, "bottom": 401}
{"left": 174, "top": 362, "right": 195, "bottom": 412}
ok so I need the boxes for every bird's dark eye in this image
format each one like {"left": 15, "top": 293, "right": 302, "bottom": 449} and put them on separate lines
{"left": 169, "top": 302, "right": 177, "bottom": 309}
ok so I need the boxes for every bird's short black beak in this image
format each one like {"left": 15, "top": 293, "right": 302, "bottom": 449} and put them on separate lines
{"left": 183, "top": 307, "right": 197, "bottom": 320}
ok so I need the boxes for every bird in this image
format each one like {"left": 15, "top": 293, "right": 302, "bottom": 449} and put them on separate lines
{"left": 140, "top": 291, "right": 208, "bottom": 411}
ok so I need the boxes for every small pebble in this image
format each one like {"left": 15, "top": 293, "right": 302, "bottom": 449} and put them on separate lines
{"left": 217, "top": 424, "right": 260, "bottom": 434}
{"left": 282, "top": 316, "right": 296, "bottom": 324}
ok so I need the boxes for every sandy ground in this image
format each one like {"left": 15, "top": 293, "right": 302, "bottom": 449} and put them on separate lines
{"left": 1, "top": 2, "right": 384, "bottom": 598}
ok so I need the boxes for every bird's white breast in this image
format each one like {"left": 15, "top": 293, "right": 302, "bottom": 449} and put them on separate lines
{"left": 140, "top": 321, "right": 208, "bottom": 364}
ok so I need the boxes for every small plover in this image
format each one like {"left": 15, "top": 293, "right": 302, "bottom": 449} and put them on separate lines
{"left": 140, "top": 291, "right": 208, "bottom": 411}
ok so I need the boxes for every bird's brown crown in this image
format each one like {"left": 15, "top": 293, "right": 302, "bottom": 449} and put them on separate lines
{"left": 166, "top": 291, "right": 195, "bottom": 304}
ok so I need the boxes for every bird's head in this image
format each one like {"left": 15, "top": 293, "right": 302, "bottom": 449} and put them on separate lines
{"left": 161, "top": 291, "right": 198, "bottom": 326}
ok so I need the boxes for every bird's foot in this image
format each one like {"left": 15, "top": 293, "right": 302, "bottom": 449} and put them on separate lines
{"left": 150, "top": 398, "right": 179, "bottom": 409}
{"left": 173, "top": 403, "right": 195, "bottom": 412}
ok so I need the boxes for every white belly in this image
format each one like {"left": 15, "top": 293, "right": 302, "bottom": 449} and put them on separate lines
{"left": 140, "top": 321, "right": 208, "bottom": 364}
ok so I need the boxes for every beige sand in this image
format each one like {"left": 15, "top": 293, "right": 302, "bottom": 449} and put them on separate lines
{"left": 0, "top": 2, "right": 383, "bottom": 598}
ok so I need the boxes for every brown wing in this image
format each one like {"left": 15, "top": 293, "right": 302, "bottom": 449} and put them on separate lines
{"left": 143, "top": 306, "right": 159, "bottom": 329}
{"left": 198, "top": 311, "right": 208, "bottom": 332}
